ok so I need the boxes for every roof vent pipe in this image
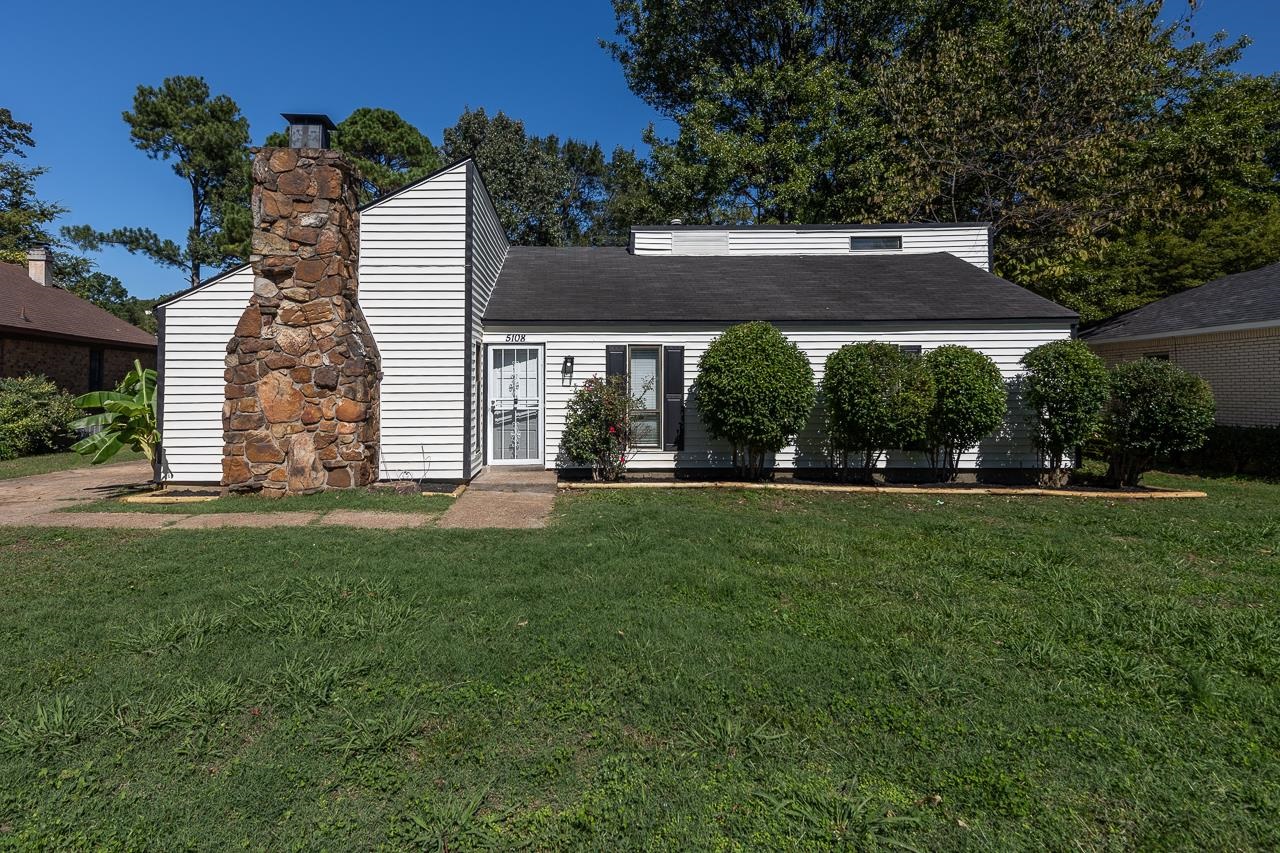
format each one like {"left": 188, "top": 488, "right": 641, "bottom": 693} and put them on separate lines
{"left": 668, "top": 218, "right": 683, "bottom": 226}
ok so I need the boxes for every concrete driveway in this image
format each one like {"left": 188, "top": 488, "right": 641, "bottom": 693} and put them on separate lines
{"left": 0, "top": 461, "right": 154, "bottom": 526}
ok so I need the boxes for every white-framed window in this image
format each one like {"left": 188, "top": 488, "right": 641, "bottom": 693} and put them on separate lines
{"left": 629, "top": 345, "right": 661, "bottom": 448}
{"left": 850, "top": 235, "right": 903, "bottom": 251}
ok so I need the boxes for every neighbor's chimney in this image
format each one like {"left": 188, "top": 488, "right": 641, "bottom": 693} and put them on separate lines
{"left": 221, "top": 113, "right": 381, "bottom": 495}
{"left": 26, "top": 245, "right": 53, "bottom": 286}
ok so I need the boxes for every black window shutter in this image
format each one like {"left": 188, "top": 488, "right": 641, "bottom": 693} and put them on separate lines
{"left": 605, "top": 345, "right": 627, "bottom": 380}
{"left": 662, "top": 345, "right": 685, "bottom": 451}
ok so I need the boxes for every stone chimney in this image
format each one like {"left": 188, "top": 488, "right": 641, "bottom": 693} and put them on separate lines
{"left": 221, "top": 136, "right": 381, "bottom": 495}
{"left": 27, "top": 245, "right": 53, "bottom": 285}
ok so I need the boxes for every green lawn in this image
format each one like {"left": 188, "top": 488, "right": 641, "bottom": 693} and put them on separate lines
{"left": 0, "top": 472, "right": 1276, "bottom": 849}
{"left": 0, "top": 449, "right": 145, "bottom": 481}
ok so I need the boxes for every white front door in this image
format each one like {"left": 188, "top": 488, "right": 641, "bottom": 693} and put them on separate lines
{"left": 488, "top": 345, "right": 543, "bottom": 465}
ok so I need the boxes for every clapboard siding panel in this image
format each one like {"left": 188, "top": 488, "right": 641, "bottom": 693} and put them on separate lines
{"left": 633, "top": 226, "right": 992, "bottom": 271}
{"left": 358, "top": 161, "right": 468, "bottom": 480}
{"left": 482, "top": 322, "right": 1073, "bottom": 472}
{"left": 157, "top": 266, "right": 254, "bottom": 482}
{"left": 158, "top": 162, "right": 471, "bottom": 483}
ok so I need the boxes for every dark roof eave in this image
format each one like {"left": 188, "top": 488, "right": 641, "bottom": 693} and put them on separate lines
{"left": 483, "top": 315, "right": 1077, "bottom": 325}
{"left": 0, "top": 324, "right": 157, "bottom": 349}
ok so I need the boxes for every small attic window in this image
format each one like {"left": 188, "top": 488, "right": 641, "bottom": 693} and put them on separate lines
{"left": 850, "top": 235, "right": 902, "bottom": 251}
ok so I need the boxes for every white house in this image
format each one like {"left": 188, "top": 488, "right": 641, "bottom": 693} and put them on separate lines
{"left": 156, "top": 155, "right": 1077, "bottom": 485}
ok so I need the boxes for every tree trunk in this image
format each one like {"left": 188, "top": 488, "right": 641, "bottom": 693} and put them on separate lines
{"left": 189, "top": 178, "right": 203, "bottom": 289}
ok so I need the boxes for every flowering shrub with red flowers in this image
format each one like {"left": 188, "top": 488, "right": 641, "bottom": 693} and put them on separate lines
{"left": 556, "top": 376, "right": 641, "bottom": 481}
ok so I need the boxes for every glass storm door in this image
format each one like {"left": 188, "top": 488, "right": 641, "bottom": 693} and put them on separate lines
{"left": 488, "top": 346, "right": 542, "bottom": 464}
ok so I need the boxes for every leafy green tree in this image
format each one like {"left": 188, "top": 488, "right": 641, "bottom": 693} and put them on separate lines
{"left": 1103, "top": 359, "right": 1215, "bottom": 487}
{"left": 606, "top": 1, "right": 995, "bottom": 224}
{"left": 880, "top": 1, "right": 1243, "bottom": 301}
{"left": 63, "top": 76, "right": 251, "bottom": 289}
{"left": 265, "top": 107, "right": 442, "bottom": 205}
{"left": 1020, "top": 340, "right": 1110, "bottom": 486}
{"left": 0, "top": 108, "right": 65, "bottom": 252}
{"left": 696, "top": 322, "right": 816, "bottom": 479}
{"left": 443, "top": 108, "right": 570, "bottom": 245}
{"left": 922, "top": 345, "right": 1007, "bottom": 481}
{"left": 608, "top": 0, "right": 1278, "bottom": 321}
{"left": 556, "top": 139, "right": 608, "bottom": 245}
{"left": 0, "top": 110, "right": 155, "bottom": 324}
{"left": 1053, "top": 74, "right": 1280, "bottom": 319}
{"left": 335, "top": 107, "right": 442, "bottom": 202}
{"left": 583, "top": 147, "right": 663, "bottom": 244}
{"left": 822, "top": 342, "right": 934, "bottom": 481}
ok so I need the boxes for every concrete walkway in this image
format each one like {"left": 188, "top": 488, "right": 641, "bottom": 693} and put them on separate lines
{"left": 437, "top": 467, "right": 557, "bottom": 529}
{"left": 0, "top": 461, "right": 558, "bottom": 530}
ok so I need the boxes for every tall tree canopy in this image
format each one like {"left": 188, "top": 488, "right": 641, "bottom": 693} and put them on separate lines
{"left": 0, "top": 108, "right": 156, "bottom": 328}
{"left": 0, "top": 108, "right": 65, "bottom": 253}
{"left": 64, "top": 76, "right": 251, "bottom": 289}
{"left": 608, "top": 0, "right": 1279, "bottom": 320}
{"left": 442, "top": 107, "right": 619, "bottom": 246}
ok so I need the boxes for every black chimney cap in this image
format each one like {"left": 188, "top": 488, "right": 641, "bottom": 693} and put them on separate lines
{"left": 281, "top": 113, "right": 337, "bottom": 130}
{"left": 281, "top": 113, "right": 337, "bottom": 149}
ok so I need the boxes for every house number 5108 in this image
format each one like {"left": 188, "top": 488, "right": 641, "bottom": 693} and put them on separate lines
{"left": 505, "top": 334, "right": 527, "bottom": 343}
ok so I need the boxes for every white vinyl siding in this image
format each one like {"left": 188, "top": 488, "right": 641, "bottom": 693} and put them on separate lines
{"left": 632, "top": 225, "right": 992, "bottom": 271}
{"left": 156, "top": 266, "right": 254, "bottom": 483}
{"left": 158, "top": 161, "right": 473, "bottom": 483}
{"left": 468, "top": 165, "right": 510, "bottom": 473}
{"left": 360, "top": 161, "right": 468, "bottom": 480}
{"left": 482, "top": 322, "right": 1074, "bottom": 472}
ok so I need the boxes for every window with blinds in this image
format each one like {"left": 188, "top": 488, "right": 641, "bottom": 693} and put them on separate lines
{"left": 629, "top": 346, "right": 660, "bottom": 447}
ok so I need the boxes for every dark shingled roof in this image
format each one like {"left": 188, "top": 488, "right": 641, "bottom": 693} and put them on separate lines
{"left": 1081, "top": 261, "right": 1280, "bottom": 343}
{"left": 484, "top": 247, "right": 1076, "bottom": 324}
{"left": 0, "top": 263, "right": 156, "bottom": 348}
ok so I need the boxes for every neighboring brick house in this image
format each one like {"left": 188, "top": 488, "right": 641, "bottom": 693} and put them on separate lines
{"left": 1081, "top": 262, "right": 1280, "bottom": 427}
{"left": 1, "top": 247, "right": 156, "bottom": 395}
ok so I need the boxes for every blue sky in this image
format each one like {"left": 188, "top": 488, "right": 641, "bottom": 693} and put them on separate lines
{"left": 4, "top": 0, "right": 1277, "bottom": 298}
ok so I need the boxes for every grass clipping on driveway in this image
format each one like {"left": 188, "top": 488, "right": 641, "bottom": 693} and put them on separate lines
{"left": 0, "top": 471, "right": 1276, "bottom": 848}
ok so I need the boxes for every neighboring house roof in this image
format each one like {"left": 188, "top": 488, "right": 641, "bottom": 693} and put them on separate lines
{"left": 1082, "top": 261, "right": 1280, "bottom": 343}
{"left": 484, "top": 247, "right": 1077, "bottom": 324}
{"left": 0, "top": 263, "right": 156, "bottom": 348}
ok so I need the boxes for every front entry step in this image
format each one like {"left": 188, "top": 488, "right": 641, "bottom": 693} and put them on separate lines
{"left": 438, "top": 468, "right": 556, "bottom": 528}
{"left": 466, "top": 467, "right": 557, "bottom": 495}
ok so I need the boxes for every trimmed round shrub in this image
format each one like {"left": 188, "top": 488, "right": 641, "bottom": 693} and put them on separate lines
{"left": 696, "top": 322, "right": 815, "bottom": 479}
{"left": 1103, "top": 358, "right": 1215, "bottom": 487}
{"left": 1021, "top": 339, "right": 1110, "bottom": 486}
{"left": 922, "top": 345, "right": 1007, "bottom": 481}
{"left": 557, "top": 376, "right": 635, "bottom": 481}
{"left": 0, "top": 375, "right": 79, "bottom": 461}
{"left": 822, "top": 342, "right": 934, "bottom": 481}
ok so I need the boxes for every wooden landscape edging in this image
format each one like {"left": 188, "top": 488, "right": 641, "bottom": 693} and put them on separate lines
{"left": 557, "top": 481, "right": 1207, "bottom": 500}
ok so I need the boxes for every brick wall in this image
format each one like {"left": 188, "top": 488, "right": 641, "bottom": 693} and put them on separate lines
{"left": 1089, "top": 326, "right": 1280, "bottom": 427}
{"left": 0, "top": 335, "right": 156, "bottom": 395}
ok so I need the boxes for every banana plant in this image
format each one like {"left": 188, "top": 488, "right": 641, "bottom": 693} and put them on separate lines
{"left": 70, "top": 360, "right": 161, "bottom": 465}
